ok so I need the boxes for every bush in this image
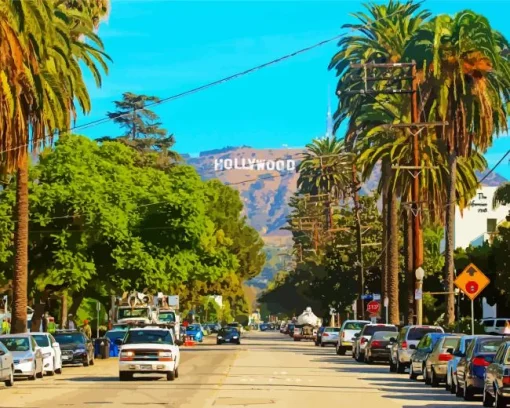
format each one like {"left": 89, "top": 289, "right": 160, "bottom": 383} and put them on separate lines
{"left": 443, "top": 317, "right": 485, "bottom": 335}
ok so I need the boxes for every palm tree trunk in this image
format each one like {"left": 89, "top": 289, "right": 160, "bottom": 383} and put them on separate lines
{"left": 387, "top": 187, "right": 400, "bottom": 325}
{"left": 404, "top": 204, "right": 414, "bottom": 324}
{"left": 61, "top": 292, "right": 68, "bottom": 329}
{"left": 11, "top": 155, "right": 29, "bottom": 334}
{"left": 444, "top": 151, "right": 457, "bottom": 325}
{"left": 381, "top": 161, "right": 390, "bottom": 302}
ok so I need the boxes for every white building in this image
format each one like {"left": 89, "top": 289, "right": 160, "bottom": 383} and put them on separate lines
{"left": 454, "top": 186, "right": 510, "bottom": 249}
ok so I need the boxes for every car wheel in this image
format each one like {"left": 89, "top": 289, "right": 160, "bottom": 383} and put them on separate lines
{"left": 483, "top": 385, "right": 495, "bottom": 407}
{"left": 337, "top": 346, "right": 346, "bottom": 356}
{"left": 28, "top": 371, "right": 36, "bottom": 381}
{"left": 36, "top": 365, "right": 44, "bottom": 379}
{"left": 55, "top": 365, "right": 62, "bottom": 375}
{"left": 119, "top": 372, "right": 132, "bottom": 381}
{"left": 365, "top": 353, "right": 372, "bottom": 364}
{"left": 423, "top": 365, "right": 430, "bottom": 385}
{"left": 409, "top": 363, "right": 418, "bottom": 380}
{"left": 445, "top": 374, "right": 451, "bottom": 392}
{"left": 463, "top": 382, "right": 475, "bottom": 401}
{"left": 356, "top": 352, "right": 364, "bottom": 363}
{"left": 396, "top": 359, "right": 406, "bottom": 374}
{"left": 90, "top": 355, "right": 95, "bottom": 366}
{"left": 175, "top": 367, "right": 179, "bottom": 379}
{"left": 389, "top": 358, "right": 397, "bottom": 373}
{"left": 456, "top": 380, "right": 463, "bottom": 397}
{"left": 4, "top": 367, "right": 14, "bottom": 387}
{"left": 216, "top": 341, "right": 221, "bottom": 345}
{"left": 430, "top": 367, "right": 439, "bottom": 387}
{"left": 495, "top": 390, "right": 507, "bottom": 408}
{"left": 167, "top": 370, "right": 176, "bottom": 381}
{"left": 83, "top": 357, "right": 90, "bottom": 367}
{"left": 320, "top": 342, "right": 325, "bottom": 347}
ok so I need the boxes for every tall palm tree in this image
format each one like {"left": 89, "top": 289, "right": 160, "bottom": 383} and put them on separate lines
{"left": 0, "top": 0, "right": 110, "bottom": 333}
{"left": 407, "top": 11, "right": 510, "bottom": 324}
{"left": 329, "top": 0, "right": 431, "bottom": 324}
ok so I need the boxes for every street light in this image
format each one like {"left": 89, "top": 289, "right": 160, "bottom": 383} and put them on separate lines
{"left": 415, "top": 267, "right": 425, "bottom": 325}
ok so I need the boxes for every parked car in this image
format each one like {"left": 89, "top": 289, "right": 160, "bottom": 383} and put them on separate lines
{"left": 456, "top": 335, "right": 507, "bottom": 400}
{"left": 320, "top": 327, "right": 340, "bottom": 347}
{"left": 389, "top": 325, "right": 444, "bottom": 373}
{"left": 0, "top": 341, "right": 14, "bottom": 386}
{"left": 53, "top": 331, "right": 94, "bottom": 366}
{"left": 185, "top": 324, "right": 204, "bottom": 342}
{"left": 0, "top": 334, "right": 43, "bottom": 380}
{"left": 260, "top": 323, "right": 271, "bottom": 331}
{"left": 353, "top": 324, "right": 398, "bottom": 363}
{"left": 217, "top": 327, "right": 241, "bottom": 345}
{"left": 364, "top": 331, "right": 395, "bottom": 364}
{"left": 105, "top": 329, "right": 127, "bottom": 357}
{"left": 481, "top": 318, "right": 510, "bottom": 335}
{"left": 483, "top": 340, "right": 510, "bottom": 408}
{"left": 424, "top": 334, "right": 461, "bottom": 387}
{"left": 409, "top": 333, "right": 448, "bottom": 381}
{"left": 31, "top": 332, "right": 63, "bottom": 376}
{"left": 447, "top": 335, "right": 475, "bottom": 394}
{"left": 336, "top": 320, "right": 370, "bottom": 356}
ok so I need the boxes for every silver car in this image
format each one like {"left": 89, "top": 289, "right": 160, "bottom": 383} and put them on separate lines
{"left": 389, "top": 325, "right": 444, "bottom": 373}
{"left": 424, "top": 334, "right": 461, "bottom": 387}
{"left": 0, "top": 334, "right": 43, "bottom": 380}
{"left": 0, "top": 341, "right": 14, "bottom": 386}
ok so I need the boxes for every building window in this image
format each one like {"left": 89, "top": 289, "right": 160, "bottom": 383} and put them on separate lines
{"left": 487, "top": 218, "right": 497, "bottom": 233}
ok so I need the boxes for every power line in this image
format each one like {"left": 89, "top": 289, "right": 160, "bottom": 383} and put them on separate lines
{"left": 0, "top": 7, "right": 406, "bottom": 157}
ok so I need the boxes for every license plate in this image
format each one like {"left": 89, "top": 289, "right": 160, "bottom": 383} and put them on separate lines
{"left": 225, "top": 339, "right": 230, "bottom": 342}
{"left": 140, "top": 365, "right": 152, "bottom": 370}
{"left": 63, "top": 356, "right": 71, "bottom": 360}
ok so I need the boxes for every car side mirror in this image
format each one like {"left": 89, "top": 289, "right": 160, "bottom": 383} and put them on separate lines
{"left": 354, "top": 333, "right": 360, "bottom": 338}
{"left": 52, "top": 342, "right": 60, "bottom": 348}
{"left": 114, "top": 338, "right": 123, "bottom": 346}
{"left": 446, "top": 347, "right": 454, "bottom": 354}
{"left": 389, "top": 337, "right": 396, "bottom": 343}
{"left": 409, "top": 344, "right": 416, "bottom": 350}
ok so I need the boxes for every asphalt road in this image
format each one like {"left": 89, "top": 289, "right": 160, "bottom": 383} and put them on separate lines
{"left": 0, "top": 331, "right": 482, "bottom": 408}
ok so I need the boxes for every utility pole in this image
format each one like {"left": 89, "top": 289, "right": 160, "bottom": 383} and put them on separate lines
{"left": 352, "top": 165, "right": 364, "bottom": 320}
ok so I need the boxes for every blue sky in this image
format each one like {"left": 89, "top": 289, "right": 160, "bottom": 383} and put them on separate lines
{"left": 78, "top": 0, "right": 510, "bottom": 178}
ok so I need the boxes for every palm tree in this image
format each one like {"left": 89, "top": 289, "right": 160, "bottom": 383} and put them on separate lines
{"left": 329, "top": 0, "right": 431, "bottom": 324}
{"left": 408, "top": 11, "right": 510, "bottom": 324}
{"left": 0, "top": 0, "right": 110, "bottom": 333}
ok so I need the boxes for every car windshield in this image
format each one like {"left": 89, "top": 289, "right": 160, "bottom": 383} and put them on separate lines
{"left": 124, "top": 330, "right": 173, "bottom": 345}
{"left": 105, "top": 331, "right": 126, "bottom": 342}
{"left": 408, "top": 327, "right": 442, "bottom": 341}
{"left": 0, "top": 337, "right": 30, "bottom": 352}
{"left": 54, "top": 333, "right": 85, "bottom": 345}
{"left": 478, "top": 338, "right": 504, "bottom": 353}
{"left": 372, "top": 331, "right": 396, "bottom": 341}
{"left": 118, "top": 308, "right": 148, "bottom": 319}
{"left": 32, "top": 334, "right": 50, "bottom": 347}
{"left": 363, "top": 325, "right": 397, "bottom": 336}
{"left": 220, "top": 328, "right": 238, "bottom": 335}
{"left": 325, "top": 327, "right": 340, "bottom": 333}
{"left": 187, "top": 325, "right": 200, "bottom": 331}
{"left": 344, "top": 322, "right": 368, "bottom": 330}
{"left": 158, "top": 312, "right": 176, "bottom": 322}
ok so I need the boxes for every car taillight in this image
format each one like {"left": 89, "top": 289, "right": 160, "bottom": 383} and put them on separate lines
{"left": 439, "top": 353, "right": 453, "bottom": 362}
{"left": 361, "top": 337, "right": 367, "bottom": 345}
{"left": 371, "top": 340, "right": 381, "bottom": 348}
{"left": 472, "top": 357, "right": 491, "bottom": 367}
{"left": 323, "top": 333, "right": 329, "bottom": 337}
{"left": 402, "top": 341, "right": 408, "bottom": 349}
{"left": 341, "top": 332, "right": 345, "bottom": 339}
{"left": 503, "top": 376, "right": 510, "bottom": 386}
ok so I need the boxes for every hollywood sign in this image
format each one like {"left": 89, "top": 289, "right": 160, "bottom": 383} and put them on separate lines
{"left": 214, "top": 158, "right": 296, "bottom": 171}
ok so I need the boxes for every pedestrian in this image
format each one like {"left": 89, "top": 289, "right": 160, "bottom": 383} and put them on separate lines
{"left": 67, "top": 314, "right": 76, "bottom": 330}
{"left": 1, "top": 318, "right": 11, "bottom": 335}
{"left": 83, "top": 319, "right": 92, "bottom": 339}
{"left": 47, "top": 317, "right": 56, "bottom": 334}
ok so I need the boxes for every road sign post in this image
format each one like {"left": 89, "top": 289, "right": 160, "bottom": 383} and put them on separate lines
{"left": 384, "top": 297, "right": 389, "bottom": 324}
{"left": 454, "top": 263, "right": 490, "bottom": 335}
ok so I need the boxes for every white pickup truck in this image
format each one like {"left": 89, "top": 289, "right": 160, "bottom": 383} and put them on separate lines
{"left": 117, "top": 324, "right": 182, "bottom": 381}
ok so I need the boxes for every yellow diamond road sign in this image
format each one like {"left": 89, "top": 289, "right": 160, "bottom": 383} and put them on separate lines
{"left": 454, "top": 263, "right": 490, "bottom": 301}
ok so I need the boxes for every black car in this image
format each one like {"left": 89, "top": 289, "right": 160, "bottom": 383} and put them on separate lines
{"left": 54, "top": 331, "right": 94, "bottom": 366}
{"left": 217, "top": 327, "right": 241, "bottom": 345}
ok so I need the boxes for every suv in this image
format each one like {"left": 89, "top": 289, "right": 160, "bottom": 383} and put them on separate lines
{"left": 353, "top": 324, "right": 398, "bottom": 362}
{"left": 53, "top": 331, "right": 94, "bottom": 367}
{"left": 389, "top": 325, "right": 444, "bottom": 373}
{"left": 117, "top": 325, "right": 181, "bottom": 381}
{"left": 481, "top": 318, "right": 510, "bottom": 335}
{"left": 336, "top": 320, "right": 369, "bottom": 356}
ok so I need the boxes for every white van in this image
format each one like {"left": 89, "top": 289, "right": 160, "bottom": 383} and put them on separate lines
{"left": 480, "top": 318, "right": 510, "bottom": 335}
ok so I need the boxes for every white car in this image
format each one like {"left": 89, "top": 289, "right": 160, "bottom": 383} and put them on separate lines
{"left": 31, "top": 333, "right": 62, "bottom": 376}
{"left": 117, "top": 325, "right": 181, "bottom": 381}
{"left": 336, "top": 320, "right": 370, "bottom": 355}
{"left": 0, "top": 334, "right": 43, "bottom": 380}
{"left": 321, "top": 327, "right": 341, "bottom": 346}
{"left": 0, "top": 341, "right": 14, "bottom": 386}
